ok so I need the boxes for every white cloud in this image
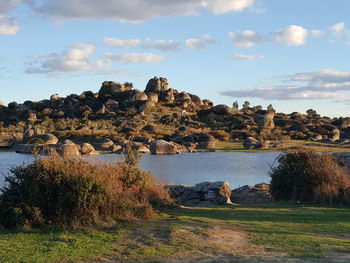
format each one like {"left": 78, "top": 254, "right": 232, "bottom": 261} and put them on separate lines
{"left": 203, "top": 0, "right": 255, "bottom": 14}
{"left": 232, "top": 54, "right": 264, "bottom": 60}
{"left": 104, "top": 38, "right": 181, "bottom": 51}
{"left": 221, "top": 69, "right": 350, "bottom": 101}
{"left": 105, "top": 52, "right": 165, "bottom": 63}
{"left": 275, "top": 25, "right": 308, "bottom": 46}
{"left": 26, "top": 43, "right": 97, "bottom": 74}
{"left": 104, "top": 38, "right": 141, "bottom": 48}
{"left": 27, "top": 0, "right": 255, "bottom": 23}
{"left": 330, "top": 22, "right": 345, "bottom": 34}
{"left": 311, "top": 29, "right": 325, "bottom": 38}
{"left": 330, "top": 22, "right": 350, "bottom": 39}
{"left": 0, "top": 15, "right": 19, "bottom": 35}
{"left": 229, "top": 30, "right": 264, "bottom": 48}
{"left": 145, "top": 39, "right": 181, "bottom": 51}
{"left": 185, "top": 34, "right": 215, "bottom": 50}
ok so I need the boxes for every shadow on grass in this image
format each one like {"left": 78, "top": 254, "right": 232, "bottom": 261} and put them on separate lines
{"left": 168, "top": 203, "right": 350, "bottom": 225}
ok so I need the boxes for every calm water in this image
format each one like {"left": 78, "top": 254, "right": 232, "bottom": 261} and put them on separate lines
{"left": 0, "top": 152, "right": 280, "bottom": 189}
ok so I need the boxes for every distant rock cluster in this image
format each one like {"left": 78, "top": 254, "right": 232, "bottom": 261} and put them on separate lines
{"left": 166, "top": 181, "right": 272, "bottom": 206}
{"left": 1, "top": 76, "right": 350, "bottom": 154}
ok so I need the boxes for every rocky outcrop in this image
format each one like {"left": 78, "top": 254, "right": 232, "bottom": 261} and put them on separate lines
{"left": 81, "top": 143, "right": 99, "bottom": 155}
{"left": 258, "top": 110, "right": 275, "bottom": 130}
{"left": 231, "top": 183, "right": 272, "bottom": 205}
{"left": 150, "top": 140, "right": 176, "bottom": 155}
{"left": 243, "top": 137, "right": 261, "bottom": 149}
{"left": 50, "top": 94, "right": 61, "bottom": 101}
{"left": 99, "top": 81, "right": 131, "bottom": 97}
{"left": 166, "top": 181, "right": 232, "bottom": 206}
{"left": 196, "top": 133, "right": 216, "bottom": 149}
{"left": 30, "top": 133, "right": 58, "bottom": 145}
{"left": 61, "top": 143, "right": 80, "bottom": 157}
{"left": 145, "top": 77, "right": 169, "bottom": 93}
{"left": 0, "top": 135, "right": 17, "bottom": 147}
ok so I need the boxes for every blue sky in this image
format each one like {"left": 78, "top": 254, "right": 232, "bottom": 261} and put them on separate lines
{"left": 1, "top": 0, "right": 350, "bottom": 116}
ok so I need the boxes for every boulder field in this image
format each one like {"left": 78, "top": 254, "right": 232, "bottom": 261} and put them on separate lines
{"left": 1, "top": 76, "right": 350, "bottom": 155}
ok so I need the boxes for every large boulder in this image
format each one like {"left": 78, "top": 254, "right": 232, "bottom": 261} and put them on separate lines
{"left": 150, "top": 140, "right": 176, "bottom": 155}
{"left": 258, "top": 110, "right": 275, "bottom": 130}
{"left": 166, "top": 181, "right": 232, "bottom": 206}
{"left": 329, "top": 127, "right": 340, "bottom": 141}
{"left": 147, "top": 93, "right": 159, "bottom": 104}
{"left": 129, "top": 89, "right": 148, "bottom": 102}
{"left": 30, "top": 133, "right": 58, "bottom": 145}
{"left": 50, "top": 94, "right": 61, "bottom": 101}
{"left": 81, "top": 143, "right": 99, "bottom": 155}
{"left": 243, "top": 137, "right": 261, "bottom": 149}
{"left": 61, "top": 144, "right": 80, "bottom": 157}
{"left": 196, "top": 133, "right": 216, "bottom": 149}
{"left": 98, "top": 81, "right": 131, "bottom": 97}
{"left": 145, "top": 77, "right": 169, "bottom": 93}
{"left": 0, "top": 101, "right": 5, "bottom": 107}
{"left": 130, "top": 142, "right": 150, "bottom": 153}
{"left": 159, "top": 89, "right": 174, "bottom": 103}
{"left": 211, "top": 105, "right": 232, "bottom": 115}
{"left": 231, "top": 183, "right": 272, "bottom": 205}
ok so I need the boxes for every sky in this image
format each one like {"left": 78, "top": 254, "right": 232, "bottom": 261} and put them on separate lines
{"left": 0, "top": 0, "right": 350, "bottom": 117}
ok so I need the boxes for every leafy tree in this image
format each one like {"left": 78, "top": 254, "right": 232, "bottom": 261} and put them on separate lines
{"left": 306, "top": 109, "right": 318, "bottom": 117}
{"left": 255, "top": 105, "right": 263, "bottom": 111}
{"left": 232, "top": 101, "right": 239, "bottom": 109}
{"left": 242, "top": 101, "right": 250, "bottom": 109}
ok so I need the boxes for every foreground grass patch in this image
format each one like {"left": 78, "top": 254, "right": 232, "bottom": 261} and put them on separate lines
{"left": 1, "top": 204, "right": 350, "bottom": 262}
{"left": 0, "top": 227, "right": 125, "bottom": 263}
{"left": 172, "top": 204, "right": 350, "bottom": 258}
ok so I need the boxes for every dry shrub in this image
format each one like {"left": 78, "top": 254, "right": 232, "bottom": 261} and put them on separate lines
{"left": 270, "top": 149, "right": 350, "bottom": 204}
{"left": 209, "top": 130, "right": 230, "bottom": 141}
{"left": 0, "top": 153, "right": 173, "bottom": 229}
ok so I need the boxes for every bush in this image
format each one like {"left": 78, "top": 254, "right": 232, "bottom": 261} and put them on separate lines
{"left": 0, "top": 154, "right": 173, "bottom": 229}
{"left": 269, "top": 149, "right": 350, "bottom": 204}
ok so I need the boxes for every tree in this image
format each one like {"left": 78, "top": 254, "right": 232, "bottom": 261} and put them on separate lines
{"left": 232, "top": 101, "right": 239, "bottom": 109}
{"left": 306, "top": 109, "right": 317, "bottom": 117}
{"left": 255, "top": 105, "right": 263, "bottom": 111}
{"left": 242, "top": 101, "right": 250, "bottom": 109}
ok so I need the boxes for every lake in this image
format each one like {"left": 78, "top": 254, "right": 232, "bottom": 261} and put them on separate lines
{"left": 0, "top": 152, "right": 280, "bottom": 189}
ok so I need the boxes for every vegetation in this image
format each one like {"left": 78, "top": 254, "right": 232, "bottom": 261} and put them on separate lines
{"left": 0, "top": 153, "right": 172, "bottom": 229}
{"left": 270, "top": 149, "right": 350, "bottom": 204}
{"left": 1, "top": 204, "right": 350, "bottom": 263}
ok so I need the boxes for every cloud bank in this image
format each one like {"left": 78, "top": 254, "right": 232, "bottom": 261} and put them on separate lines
{"left": 27, "top": 0, "right": 255, "bottom": 23}
{"left": 221, "top": 69, "right": 350, "bottom": 101}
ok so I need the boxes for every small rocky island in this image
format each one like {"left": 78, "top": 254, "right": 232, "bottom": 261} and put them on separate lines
{"left": 1, "top": 77, "right": 350, "bottom": 156}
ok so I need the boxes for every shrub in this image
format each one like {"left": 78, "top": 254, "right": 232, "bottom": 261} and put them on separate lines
{"left": 269, "top": 149, "right": 350, "bottom": 204}
{"left": 209, "top": 130, "right": 230, "bottom": 141}
{"left": 0, "top": 154, "right": 173, "bottom": 229}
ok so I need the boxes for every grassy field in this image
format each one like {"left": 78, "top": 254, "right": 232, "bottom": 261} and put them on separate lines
{"left": 205, "top": 140, "right": 350, "bottom": 153}
{"left": 1, "top": 204, "right": 350, "bottom": 263}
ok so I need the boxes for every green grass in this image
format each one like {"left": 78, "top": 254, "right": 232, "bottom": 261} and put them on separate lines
{"left": 203, "top": 140, "right": 350, "bottom": 153}
{"left": 1, "top": 204, "right": 350, "bottom": 262}
{"left": 171, "top": 204, "right": 350, "bottom": 258}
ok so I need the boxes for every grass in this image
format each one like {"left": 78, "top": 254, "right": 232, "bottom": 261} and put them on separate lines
{"left": 204, "top": 140, "right": 350, "bottom": 153}
{"left": 1, "top": 203, "right": 350, "bottom": 262}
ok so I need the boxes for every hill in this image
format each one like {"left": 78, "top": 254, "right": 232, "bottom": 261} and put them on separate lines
{"left": 1, "top": 77, "right": 350, "bottom": 155}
